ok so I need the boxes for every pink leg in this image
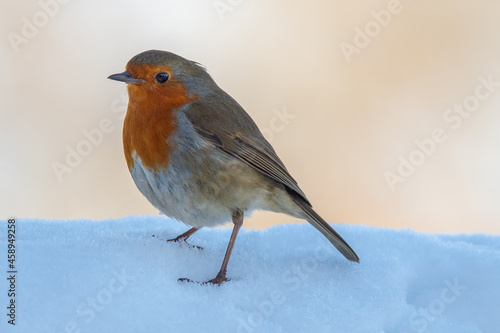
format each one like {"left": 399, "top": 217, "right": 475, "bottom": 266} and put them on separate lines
{"left": 167, "top": 227, "right": 199, "bottom": 243}
{"left": 167, "top": 227, "right": 203, "bottom": 249}
{"left": 179, "top": 210, "right": 244, "bottom": 286}
{"left": 204, "top": 209, "right": 244, "bottom": 285}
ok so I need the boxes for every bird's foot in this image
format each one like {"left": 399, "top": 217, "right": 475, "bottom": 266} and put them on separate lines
{"left": 178, "top": 272, "right": 229, "bottom": 286}
{"left": 167, "top": 237, "right": 203, "bottom": 250}
{"left": 203, "top": 275, "right": 229, "bottom": 286}
{"left": 165, "top": 227, "right": 203, "bottom": 249}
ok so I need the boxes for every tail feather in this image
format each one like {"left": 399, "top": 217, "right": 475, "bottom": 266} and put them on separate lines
{"left": 288, "top": 190, "right": 360, "bottom": 263}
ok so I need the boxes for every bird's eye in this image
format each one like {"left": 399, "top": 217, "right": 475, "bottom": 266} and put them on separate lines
{"left": 155, "top": 72, "right": 169, "bottom": 83}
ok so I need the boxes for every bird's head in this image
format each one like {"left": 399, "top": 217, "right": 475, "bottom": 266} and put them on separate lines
{"left": 108, "top": 50, "right": 214, "bottom": 107}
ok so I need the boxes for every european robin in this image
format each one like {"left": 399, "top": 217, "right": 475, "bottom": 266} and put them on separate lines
{"left": 108, "top": 50, "right": 359, "bottom": 285}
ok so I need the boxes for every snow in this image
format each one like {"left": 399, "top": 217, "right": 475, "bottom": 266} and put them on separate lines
{"left": 0, "top": 216, "right": 498, "bottom": 333}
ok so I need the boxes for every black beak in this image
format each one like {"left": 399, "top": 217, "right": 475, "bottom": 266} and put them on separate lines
{"left": 107, "top": 71, "right": 144, "bottom": 84}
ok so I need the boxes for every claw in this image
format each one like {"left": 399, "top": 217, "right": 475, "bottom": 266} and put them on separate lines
{"left": 203, "top": 275, "right": 229, "bottom": 286}
{"left": 178, "top": 274, "right": 229, "bottom": 286}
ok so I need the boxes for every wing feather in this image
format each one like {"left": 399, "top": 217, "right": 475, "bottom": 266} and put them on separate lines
{"left": 192, "top": 124, "right": 310, "bottom": 205}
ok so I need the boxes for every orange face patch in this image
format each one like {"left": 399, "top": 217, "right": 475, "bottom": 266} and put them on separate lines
{"left": 122, "top": 63, "right": 198, "bottom": 171}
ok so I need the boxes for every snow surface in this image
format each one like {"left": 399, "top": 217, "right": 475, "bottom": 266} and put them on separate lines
{"left": 0, "top": 216, "right": 498, "bottom": 333}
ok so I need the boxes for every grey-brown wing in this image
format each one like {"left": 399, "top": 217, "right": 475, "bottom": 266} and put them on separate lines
{"left": 191, "top": 122, "right": 311, "bottom": 205}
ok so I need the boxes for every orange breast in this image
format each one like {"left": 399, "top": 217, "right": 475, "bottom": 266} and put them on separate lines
{"left": 123, "top": 66, "right": 198, "bottom": 171}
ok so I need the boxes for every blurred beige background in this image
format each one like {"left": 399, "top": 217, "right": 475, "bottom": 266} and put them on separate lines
{"left": 1, "top": 0, "right": 499, "bottom": 234}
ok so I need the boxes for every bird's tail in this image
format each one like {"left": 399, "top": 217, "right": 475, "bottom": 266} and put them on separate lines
{"left": 287, "top": 189, "right": 360, "bottom": 263}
